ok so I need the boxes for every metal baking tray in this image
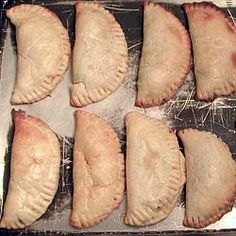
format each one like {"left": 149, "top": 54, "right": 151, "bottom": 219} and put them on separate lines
{"left": 0, "top": 0, "right": 236, "bottom": 235}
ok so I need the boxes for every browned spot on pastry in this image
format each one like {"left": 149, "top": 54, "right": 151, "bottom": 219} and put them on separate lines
{"left": 146, "top": 154, "right": 160, "bottom": 169}
{"left": 168, "top": 26, "right": 182, "bottom": 42}
{"left": 203, "top": 12, "right": 214, "bottom": 21}
{"left": 231, "top": 52, "right": 236, "bottom": 67}
{"left": 169, "top": 128, "right": 174, "bottom": 134}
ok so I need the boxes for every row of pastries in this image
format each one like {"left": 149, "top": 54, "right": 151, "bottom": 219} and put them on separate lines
{"left": 6, "top": 1, "right": 236, "bottom": 108}
{"left": 0, "top": 110, "right": 235, "bottom": 229}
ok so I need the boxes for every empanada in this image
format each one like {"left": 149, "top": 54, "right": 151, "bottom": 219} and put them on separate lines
{"left": 0, "top": 110, "right": 61, "bottom": 229}
{"left": 178, "top": 128, "right": 236, "bottom": 228}
{"left": 71, "top": 111, "right": 124, "bottom": 228}
{"left": 7, "top": 4, "right": 71, "bottom": 104}
{"left": 136, "top": 2, "right": 191, "bottom": 108}
{"left": 125, "top": 112, "right": 185, "bottom": 226}
{"left": 71, "top": 2, "right": 128, "bottom": 107}
{"left": 184, "top": 2, "right": 236, "bottom": 101}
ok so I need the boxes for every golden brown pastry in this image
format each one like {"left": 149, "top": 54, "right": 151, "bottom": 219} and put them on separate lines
{"left": 136, "top": 2, "right": 191, "bottom": 108}
{"left": 178, "top": 128, "right": 236, "bottom": 228}
{"left": 0, "top": 110, "right": 61, "bottom": 229}
{"left": 71, "top": 111, "right": 124, "bottom": 228}
{"left": 71, "top": 2, "right": 128, "bottom": 107}
{"left": 7, "top": 4, "right": 70, "bottom": 104}
{"left": 125, "top": 112, "right": 185, "bottom": 226}
{"left": 184, "top": 2, "right": 236, "bottom": 100}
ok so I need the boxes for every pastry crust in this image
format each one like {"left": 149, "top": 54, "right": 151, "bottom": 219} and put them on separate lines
{"left": 0, "top": 110, "right": 61, "bottom": 229}
{"left": 184, "top": 2, "right": 236, "bottom": 101}
{"left": 178, "top": 128, "right": 236, "bottom": 228}
{"left": 71, "top": 2, "right": 128, "bottom": 107}
{"left": 125, "top": 112, "right": 185, "bottom": 226}
{"left": 136, "top": 2, "right": 191, "bottom": 108}
{"left": 71, "top": 111, "right": 124, "bottom": 228}
{"left": 7, "top": 4, "right": 71, "bottom": 104}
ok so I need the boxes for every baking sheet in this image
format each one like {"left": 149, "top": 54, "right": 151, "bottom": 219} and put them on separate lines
{"left": 0, "top": 0, "right": 236, "bottom": 234}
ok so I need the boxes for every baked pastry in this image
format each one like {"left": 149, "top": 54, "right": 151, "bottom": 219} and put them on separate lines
{"left": 136, "top": 2, "right": 191, "bottom": 108}
{"left": 125, "top": 112, "right": 185, "bottom": 226}
{"left": 71, "top": 2, "right": 128, "bottom": 107}
{"left": 0, "top": 110, "right": 61, "bottom": 229}
{"left": 7, "top": 4, "right": 70, "bottom": 104}
{"left": 71, "top": 111, "right": 124, "bottom": 228}
{"left": 178, "top": 128, "right": 236, "bottom": 228}
{"left": 184, "top": 2, "right": 236, "bottom": 100}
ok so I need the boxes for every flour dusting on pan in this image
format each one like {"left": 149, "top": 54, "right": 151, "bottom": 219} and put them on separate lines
{"left": 0, "top": 0, "right": 235, "bottom": 234}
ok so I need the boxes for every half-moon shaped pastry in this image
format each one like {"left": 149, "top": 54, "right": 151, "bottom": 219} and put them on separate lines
{"left": 71, "top": 111, "right": 124, "bottom": 228}
{"left": 0, "top": 110, "right": 61, "bottom": 229}
{"left": 125, "top": 112, "right": 185, "bottom": 226}
{"left": 7, "top": 4, "right": 71, "bottom": 104}
{"left": 71, "top": 2, "right": 128, "bottom": 107}
{"left": 178, "top": 128, "right": 236, "bottom": 228}
{"left": 136, "top": 2, "right": 191, "bottom": 108}
{"left": 184, "top": 2, "right": 236, "bottom": 101}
